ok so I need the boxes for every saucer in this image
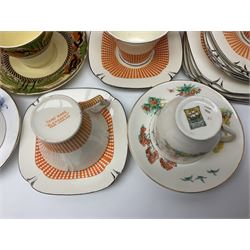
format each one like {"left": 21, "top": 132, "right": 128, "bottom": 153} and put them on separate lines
{"left": 185, "top": 32, "right": 250, "bottom": 103}
{"left": 211, "top": 31, "right": 250, "bottom": 72}
{"left": 19, "top": 88, "right": 128, "bottom": 195}
{"left": 89, "top": 32, "right": 182, "bottom": 88}
{"left": 0, "top": 88, "right": 20, "bottom": 168}
{"left": 128, "top": 81, "right": 244, "bottom": 193}
{"left": 204, "top": 32, "right": 249, "bottom": 82}
{"left": 0, "top": 32, "right": 88, "bottom": 95}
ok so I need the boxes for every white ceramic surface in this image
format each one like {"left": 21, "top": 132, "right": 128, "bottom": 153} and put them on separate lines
{"left": 0, "top": 62, "right": 249, "bottom": 219}
{"left": 108, "top": 32, "right": 167, "bottom": 65}
{"left": 0, "top": 89, "right": 20, "bottom": 168}
{"left": 89, "top": 31, "right": 182, "bottom": 88}
{"left": 108, "top": 31, "right": 167, "bottom": 43}
{"left": 31, "top": 95, "right": 82, "bottom": 143}
{"left": 0, "top": 112, "right": 6, "bottom": 147}
{"left": 128, "top": 80, "right": 244, "bottom": 193}
{"left": 152, "top": 95, "right": 236, "bottom": 163}
{"left": 186, "top": 31, "right": 250, "bottom": 95}
{"left": 19, "top": 88, "right": 128, "bottom": 195}
{"left": 211, "top": 31, "right": 250, "bottom": 71}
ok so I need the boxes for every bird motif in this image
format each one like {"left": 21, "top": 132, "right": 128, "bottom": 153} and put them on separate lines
{"left": 181, "top": 175, "right": 193, "bottom": 182}
{"left": 207, "top": 169, "right": 220, "bottom": 176}
{"left": 195, "top": 176, "right": 207, "bottom": 183}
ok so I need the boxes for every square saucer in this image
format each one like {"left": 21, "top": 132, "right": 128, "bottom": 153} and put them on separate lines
{"left": 19, "top": 88, "right": 128, "bottom": 195}
{"left": 89, "top": 32, "right": 182, "bottom": 88}
{"left": 186, "top": 32, "right": 250, "bottom": 98}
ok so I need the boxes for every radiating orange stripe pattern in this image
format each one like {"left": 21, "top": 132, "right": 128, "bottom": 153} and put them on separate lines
{"left": 200, "top": 32, "right": 210, "bottom": 58}
{"left": 34, "top": 108, "right": 114, "bottom": 180}
{"left": 224, "top": 32, "right": 250, "bottom": 60}
{"left": 118, "top": 49, "right": 152, "bottom": 64}
{"left": 42, "top": 111, "right": 92, "bottom": 153}
{"left": 243, "top": 31, "right": 250, "bottom": 40}
{"left": 79, "top": 95, "right": 104, "bottom": 109}
{"left": 101, "top": 32, "right": 169, "bottom": 78}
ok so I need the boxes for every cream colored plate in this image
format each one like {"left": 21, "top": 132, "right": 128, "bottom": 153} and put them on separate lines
{"left": 89, "top": 31, "right": 182, "bottom": 88}
{"left": 128, "top": 81, "right": 244, "bottom": 193}
{"left": 19, "top": 88, "right": 128, "bottom": 195}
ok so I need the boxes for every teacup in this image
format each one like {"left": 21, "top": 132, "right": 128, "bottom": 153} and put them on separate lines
{"left": 0, "top": 31, "right": 53, "bottom": 58}
{"left": 108, "top": 31, "right": 167, "bottom": 65}
{"left": 31, "top": 94, "right": 110, "bottom": 171}
{"left": 151, "top": 96, "right": 236, "bottom": 163}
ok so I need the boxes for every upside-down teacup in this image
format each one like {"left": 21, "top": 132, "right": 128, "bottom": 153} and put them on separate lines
{"left": 151, "top": 96, "right": 236, "bottom": 163}
{"left": 31, "top": 94, "right": 110, "bottom": 171}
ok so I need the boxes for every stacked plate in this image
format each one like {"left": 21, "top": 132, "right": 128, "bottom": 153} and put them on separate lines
{"left": 183, "top": 32, "right": 250, "bottom": 104}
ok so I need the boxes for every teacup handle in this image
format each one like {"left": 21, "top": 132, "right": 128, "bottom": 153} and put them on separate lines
{"left": 79, "top": 95, "right": 110, "bottom": 113}
{"left": 220, "top": 124, "right": 236, "bottom": 142}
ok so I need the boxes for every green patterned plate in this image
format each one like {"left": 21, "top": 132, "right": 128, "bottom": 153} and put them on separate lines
{"left": 0, "top": 32, "right": 88, "bottom": 95}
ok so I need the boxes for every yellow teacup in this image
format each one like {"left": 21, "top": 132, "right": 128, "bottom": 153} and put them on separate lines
{"left": 0, "top": 31, "right": 53, "bottom": 58}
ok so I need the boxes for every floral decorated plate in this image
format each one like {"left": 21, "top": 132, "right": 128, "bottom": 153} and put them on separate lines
{"left": 0, "top": 32, "right": 88, "bottom": 95}
{"left": 0, "top": 88, "right": 20, "bottom": 168}
{"left": 89, "top": 32, "right": 182, "bottom": 88}
{"left": 128, "top": 81, "right": 244, "bottom": 193}
{"left": 19, "top": 88, "right": 128, "bottom": 195}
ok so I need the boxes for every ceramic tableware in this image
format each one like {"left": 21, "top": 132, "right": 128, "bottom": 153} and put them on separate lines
{"left": 19, "top": 88, "right": 128, "bottom": 195}
{"left": 0, "top": 31, "right": 53, "bottom": 58}
{"left": 151, "top": 95, "right": 235, "bottom": 164}
{"left": 204, "top": 32, "right": 249, "bottom": 82}
{"left": 128, "top": 80, "right": 244, "bottom": 193}
{"left": 0, "top": 32, "right": 88, "bottom": 95}
{"left": 183, "top": 32, "right": 248, "bottom": 101}
{"left": 30, "top": 94, "right": 110, "bottom": 171}
{"left": 183, "top": 32, "right": 250, "bottom": 104}
{"left": 89, "top": 31, "right": 182, "bottom": 88}
{"left": 108, "top": 31, "right": 167, "bottom": 65}
{"left": 0, "top": 88, "right": 20, "bottom": 168}
{"left": 210, "top": 31, "right": 250, "bottom": 74}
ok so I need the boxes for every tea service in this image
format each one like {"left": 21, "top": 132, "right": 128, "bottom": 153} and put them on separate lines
{"left": 150, "top": 95, "right": 236, "bottom": 164}
{"left": 183, "top": 31, "right": 250, "bottom": 104}
{"left": 0, "top": 31, "right": 247, "bottom": 195}
{"left": 19, "top": 88, "right": 128, "bottom": 194}
{"left": 107, "top": 31, "right": 167, "bottom": 65}
{"left": 89, "top": 31, "right": 182, "bottom": 88}
{"left": 128, "top": 81, "right": 244, "bottom": 192}
{"left": 0, "top": 31, "right": 88, "bottom": 95}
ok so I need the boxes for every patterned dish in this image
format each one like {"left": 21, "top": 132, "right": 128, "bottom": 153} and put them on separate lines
{"left": 128, "top": 81, "right": 244, "bottom": 192}
{"left": 19, "top": 88, "right": 128, "bottom": 195}
{"left": 89, "top": 31, "right": 182, "bottom": 88}
{"left": 0, "top": 32, "right": 88, "bottom": 95}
